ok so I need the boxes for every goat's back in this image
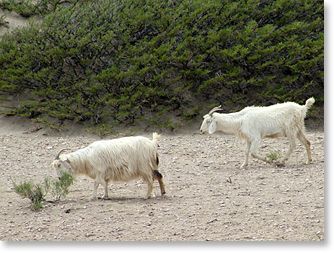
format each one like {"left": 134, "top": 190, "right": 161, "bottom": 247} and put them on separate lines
{"left": 243, "top": 101, "right": 308, "bottom": 119}
{"left": 240, "top": 101, "right": 309, "bottom": 136}
{"left": 70, "top": 136, "right": 158, "bottom": 180}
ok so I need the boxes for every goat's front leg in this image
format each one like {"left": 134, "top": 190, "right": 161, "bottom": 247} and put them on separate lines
{"left": 240, "top": 141, "right": 251, "bottom": 169}
{"left": 92, "top": 181, "right": 99, "bottom": 200}
{"left": 250, "top": 139, "right": 271, "bottom": 164}
{"left": 101, "top": 180, "right": 109, "bottom": 200}
{"left": 251, "top": 153, "right": 270, "bottom": 163}
{"left": 94, "top": 175, "right": 109, "bottom": 200}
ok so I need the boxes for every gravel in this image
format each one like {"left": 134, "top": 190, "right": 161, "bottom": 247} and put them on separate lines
{"left": 0, "top": 117, "right": 324, "bottom": 241}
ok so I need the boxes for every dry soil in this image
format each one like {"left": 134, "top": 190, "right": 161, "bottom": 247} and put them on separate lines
{"left": 0, "top": 116, "right": 325, "bottom": 241}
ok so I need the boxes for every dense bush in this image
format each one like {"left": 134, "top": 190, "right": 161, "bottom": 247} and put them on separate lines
{"left": 0, "top": 0, "right": 78, "bottom": 17}
{"left": 0, "top": 0, "right": 324, "bottom": 130}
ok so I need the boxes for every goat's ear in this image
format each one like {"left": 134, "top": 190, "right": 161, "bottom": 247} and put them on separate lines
{"left": 208, "top": 119, "right": 217, "bottom": 134}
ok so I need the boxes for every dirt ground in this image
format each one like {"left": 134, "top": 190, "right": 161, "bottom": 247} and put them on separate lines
{"left": 0, "top": 116, "right": 325, "bottom": 241}
{"left": 0, "top": 9, "right": 29, "bottom": 37}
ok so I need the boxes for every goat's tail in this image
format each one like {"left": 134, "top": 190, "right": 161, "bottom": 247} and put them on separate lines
{"left": 152, "top": 132, "right": 161, "bottom": 145}
{"left": 305, "top": 97, "right": 315, "bottom": 110}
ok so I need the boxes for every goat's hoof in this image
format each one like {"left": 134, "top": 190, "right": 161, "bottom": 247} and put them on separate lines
{"left": 146, "top": 193, "right": 155, "bottom": 199}
{"left": 275, "top": 161, "right": 285, "bottom": 167}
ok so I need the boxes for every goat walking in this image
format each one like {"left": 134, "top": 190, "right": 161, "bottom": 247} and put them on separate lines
{"left": 200, "top": 98, "right": 315, "bottom": 168}
{"left": 51, "top": 133, "right": 166, "bottom": 199}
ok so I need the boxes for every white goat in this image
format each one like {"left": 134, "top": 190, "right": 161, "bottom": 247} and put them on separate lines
{"left": 200, "top": 98, "right": 315, "bottom": 168}
{"left": 51, "top": 133, "right": 166, "bottom": 199}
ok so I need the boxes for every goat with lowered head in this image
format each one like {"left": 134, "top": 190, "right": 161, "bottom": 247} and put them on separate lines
{"left": 200, "top": 98, "right": 315, "bottom": 168}
{"left": 51, "top": 133, "right": 166, "bottom": 199}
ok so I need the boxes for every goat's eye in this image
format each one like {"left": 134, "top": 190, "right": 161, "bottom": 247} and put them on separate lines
{"left": 57, "top": 164, "right": 61, "bottom": 168}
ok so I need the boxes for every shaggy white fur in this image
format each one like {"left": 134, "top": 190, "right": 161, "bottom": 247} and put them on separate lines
{"left": 51, "top": 133, "right": 165, "bottom": 199}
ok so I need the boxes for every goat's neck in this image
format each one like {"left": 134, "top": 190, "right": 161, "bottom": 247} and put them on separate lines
{"left": 214, "top": 113, "right": 242, "bottom": 135}
{"left": 66, "top": 154, "right": 83, "bottom": 175}
{"left": 68, "top": 151, "right": 96, "bottom": 179}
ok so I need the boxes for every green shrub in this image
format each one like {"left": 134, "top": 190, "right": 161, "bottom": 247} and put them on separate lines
{"left": 87, "top": 123, "right": 114, "bottom": 138}
{"left": 13, "top": 181, "right": 46, "bottom": 211}
{"left": 266, "top": 150, "right": 281, "bottom": 163}
{"left": 50, "top": 172, "right": 74, "bottom": 201}
{"left": 0, "top": 0, "right": 78, "bottom": 17}
{"left": 12, "top": 171, "right": 74, "bottom": 211}
{"left": 0, "top": 0, "right": 324, "bottom": 130}
{"left": 0, "top": 0, "right": 36, "bottom": 17}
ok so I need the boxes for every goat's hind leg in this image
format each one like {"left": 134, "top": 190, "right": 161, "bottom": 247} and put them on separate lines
{"left": 153, "top": 170, "right": 166, "bottom": 196}
{"left": 297, "top": 130, "right": 312, "bottom": 164}
{"left": 281, "top": 133, "right": 296, "bottom": 165}
{"left": 143, "top": 175, "right": 154, "bottom": 199}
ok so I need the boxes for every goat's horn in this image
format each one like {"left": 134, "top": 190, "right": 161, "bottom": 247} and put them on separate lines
{"left": 208, "top": 105, "right": 223, "bottom": 116}
{"left": 55, "top": 148, "right": 69, "bottom": 160}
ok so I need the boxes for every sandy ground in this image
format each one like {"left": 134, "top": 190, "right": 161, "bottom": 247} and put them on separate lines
{"left": 0, "top": 116, "right": 325, "bottom": 241}
{"left": 0, "top": 9, "right": 29, "bottom": 36}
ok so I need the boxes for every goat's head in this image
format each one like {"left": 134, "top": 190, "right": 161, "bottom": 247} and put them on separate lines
{"left": 200, "top": 105, "right": 222, "bottom": 134}
{"left": 51, "top": 149, "right": 73, "bottom": 178}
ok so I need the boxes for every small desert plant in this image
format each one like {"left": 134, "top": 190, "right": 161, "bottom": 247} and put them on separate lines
{"left": 12, "top": 171, "right": 74, "bottom": 211}
{"left": 13, "top": 181, "right": 46, "bottom": 211}
{"left": 266, "top": 150, "right": 281, "bottom": 163}
{"left": 50, "top": 172, "right": 74, "bottom": 201}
